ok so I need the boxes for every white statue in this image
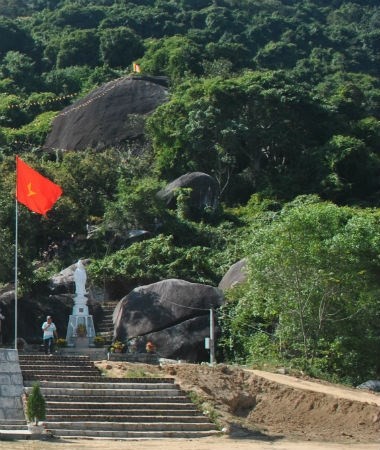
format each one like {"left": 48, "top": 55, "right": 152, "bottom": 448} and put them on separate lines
{"left": 74, "top": 259, "right": 87, "bottom": 296}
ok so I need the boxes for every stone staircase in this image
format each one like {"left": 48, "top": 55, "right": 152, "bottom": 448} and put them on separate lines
{"left": 0, "top": 420, "right": 31, "bottom": 440}
{"left": 95, "top": 301, "right": 118, "bottom": 343}
{"left": 19, "top": 354, "right": 219, "bottom": 439}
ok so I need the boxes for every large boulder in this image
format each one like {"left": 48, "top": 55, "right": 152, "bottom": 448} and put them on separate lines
{"left": 49, "top": 259, "right": 91, "bottom": 295}
{"left": 0, "top": 283, "right": 73, "bottom": 345}
{"left": 157, "top": 172, "right": 220, "bottom": 215}
{"left": 218, "top": 258, "right": 248, "bottom": 290}
{"left": 356, "top": 380, "right": 380, "bottom": 392}
{"left": 141, "top": 316, "right": 212, "bottom": 362}
{"left": 49, "top": 263, "right": 77, "bottom": 294}
{"left": 114, "top": 278, "right": 224, "bottom": 362}
{"left": 44, "top": 75, "right": 168, "bottom": 151}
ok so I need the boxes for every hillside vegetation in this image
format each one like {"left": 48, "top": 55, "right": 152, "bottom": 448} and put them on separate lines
{"left": 0, "top": 0, "right": 379, "bottom": 385}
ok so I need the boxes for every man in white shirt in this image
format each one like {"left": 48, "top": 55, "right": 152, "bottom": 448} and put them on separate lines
{"left": 42, "top": 315, "right": 58, "bottom": 355}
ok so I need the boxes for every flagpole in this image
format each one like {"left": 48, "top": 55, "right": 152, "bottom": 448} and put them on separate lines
{"left": 14, "top": 155, "right": 63, "bottom": 350}
{"left": 14, "top": 192, "right": 18, "bottom": 350}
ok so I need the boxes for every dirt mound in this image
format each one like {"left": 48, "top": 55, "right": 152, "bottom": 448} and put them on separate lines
{"left": 95, "top": 361, "right": 380, "bottom": 444}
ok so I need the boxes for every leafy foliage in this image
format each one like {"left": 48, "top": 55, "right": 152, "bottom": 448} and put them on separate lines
{"left": 99, "top": 27, "right": 144, "bottom": 68}
{"left": 221, "top": 196, "right": 380, "bottom": 383}
{"left": 0, "top": 0, "right": 379, "bottom": 384}
{"left": 147, "top": 72, "right": 330, "bottom": 202}
{"left": 88, "top": 234, "right": 223, "bottom": 288}
{"left": 26, "top": 382, "right": 46, "bottom": 425}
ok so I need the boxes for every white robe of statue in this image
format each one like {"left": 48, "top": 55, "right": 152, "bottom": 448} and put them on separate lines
{"left": 74, "top": 259, "right": 87, "bottom": 296}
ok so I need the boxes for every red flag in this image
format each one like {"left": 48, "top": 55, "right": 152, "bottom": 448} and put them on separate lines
{"left": 16, "top": 156, "right": 63, "bottom": 216}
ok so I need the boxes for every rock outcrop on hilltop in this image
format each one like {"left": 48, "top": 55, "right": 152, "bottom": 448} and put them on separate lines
{"left": 44, "top": 75, "right": 169, "bottom": 152}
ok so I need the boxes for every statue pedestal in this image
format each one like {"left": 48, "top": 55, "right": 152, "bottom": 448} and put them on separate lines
{"left": 66, "top": 314, "right": 95, "bottom": 347}
{"left": 75, "top": 336, "right": 90, "bottom": 348}
{"left": 72, "top": 292, "right": 89, "bottom": 316}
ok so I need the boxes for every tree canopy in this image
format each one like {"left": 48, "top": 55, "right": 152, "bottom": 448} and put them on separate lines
{"left": 220, "top": 196, "right": 380, "bottom": 382}
{"left": 0, "top": 0, "right": 379, "bottom": 383}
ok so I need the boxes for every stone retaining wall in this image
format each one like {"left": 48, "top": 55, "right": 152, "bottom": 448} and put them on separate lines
{"left": 60, "top": 347, "right": 159, "bottom": 364}
{"left": 0, "top": 349, "right": 25, "bottom": 420}
{"left": 107, "top": 352, "right": 159, "bottom": 364}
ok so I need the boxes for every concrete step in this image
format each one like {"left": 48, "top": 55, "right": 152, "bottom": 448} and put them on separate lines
{"left": 0, "top": 420, "right": 32, "bottom": 440}
{"left": 33, "top": 387, "right": 182, "bottom": 397}
{"left": 98, "top": 312, "right": 115, "bottom": 321}
{"left": 46, "top": 402, "right": 196, "bottom": 411}
{"left": 23, "top": 376, "right": 172, "bottom": 384}
{"left": 0, "top": 430, "right": 33, "bottom": 440}
{"left": 29, "top": 380, "right": 177, "bottom": 389}
{"left": 22, "top": 371, "right": 100, "bottom": 378}
{"left": 24, "top": 377, "right": 173, "bottom": 384}
{"left": 47, "top": 429, "right": 219, "bottom": 439}
{"left": 19, "top": 356, "right": 94, "bottom": 362}
{"left": 44, "top": 421, "right": 216, "bottom": 432}
{"left": 21, "top": 368, "right": 97, "bottom": 375}
{"left": 20, "top": 357, "right": 95, "bottom": 366}
{"left": 98, "top": 318, "right": 114, "bottom": 323}
{"left": 0, "top": 425, "right": 29, "bottom": 431}
{"left": 22, "top": 370, "right": 98, "bottom": 376}
{"left": 46, "top": 407, "right": 199, "bottom": 415}
{"left": 19, "top": 358, "right": 93, "bottom": 366}
{"left": 19, "top": 356, "right": 93, "bottom": 363}
{"left": 101, "top": 303, "right": 118, "bottom": 309}
{"left": 19, "top": 354, "right": 104, "bottom": 382}
{"left": 46, "top": 415, "right": 210, "bottom": 423}
{"left": 96, "top": 329, "right": 113, "bottom": 335}
{"left": 0, "top": 420, "right": 29, "bottom": 431}
{"left": 107, "top": 353, "right": 159, "bottom": 364}
{"left": 42, "top": 395, "right": 190, "bottom": 403}
{"left": 95, "top": 332, "right": 113, "bottom": 337}
{"left": 19, "top": 361, "right": 95, "bottom": 368}
{"left": 21, "top": 368, "right": 99, "bottom": 376}
{"left": 23, "top": 375, "right": 113, "bottom": 383}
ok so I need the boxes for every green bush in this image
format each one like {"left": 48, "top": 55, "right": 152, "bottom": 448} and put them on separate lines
{"left": 26, "top": 383, "right": 46, "bottom": 425}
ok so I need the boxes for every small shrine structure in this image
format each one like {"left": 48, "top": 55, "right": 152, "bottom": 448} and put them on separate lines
{"left": 65, "top": 260, "right": 95, "bottom": 347}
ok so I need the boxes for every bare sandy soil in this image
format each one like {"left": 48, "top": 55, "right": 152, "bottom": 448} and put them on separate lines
{"left": 2, "top": 361, "right": 378, "bottom": 450}
{"left": 0, "top": 436, "right": 379, "bottom": 450}
{"left": 95, "top": 361, "right": 379, "bottom": 445}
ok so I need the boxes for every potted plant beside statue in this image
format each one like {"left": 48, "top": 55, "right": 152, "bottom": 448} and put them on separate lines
{"left": 93, "top": 335, "right": 106, "bottom": 348}
{"left": 55, "top": 338, "right": 67, "bottom": 354}
{"left": 110, "top": 340, "right": 125, "bottom": 353}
